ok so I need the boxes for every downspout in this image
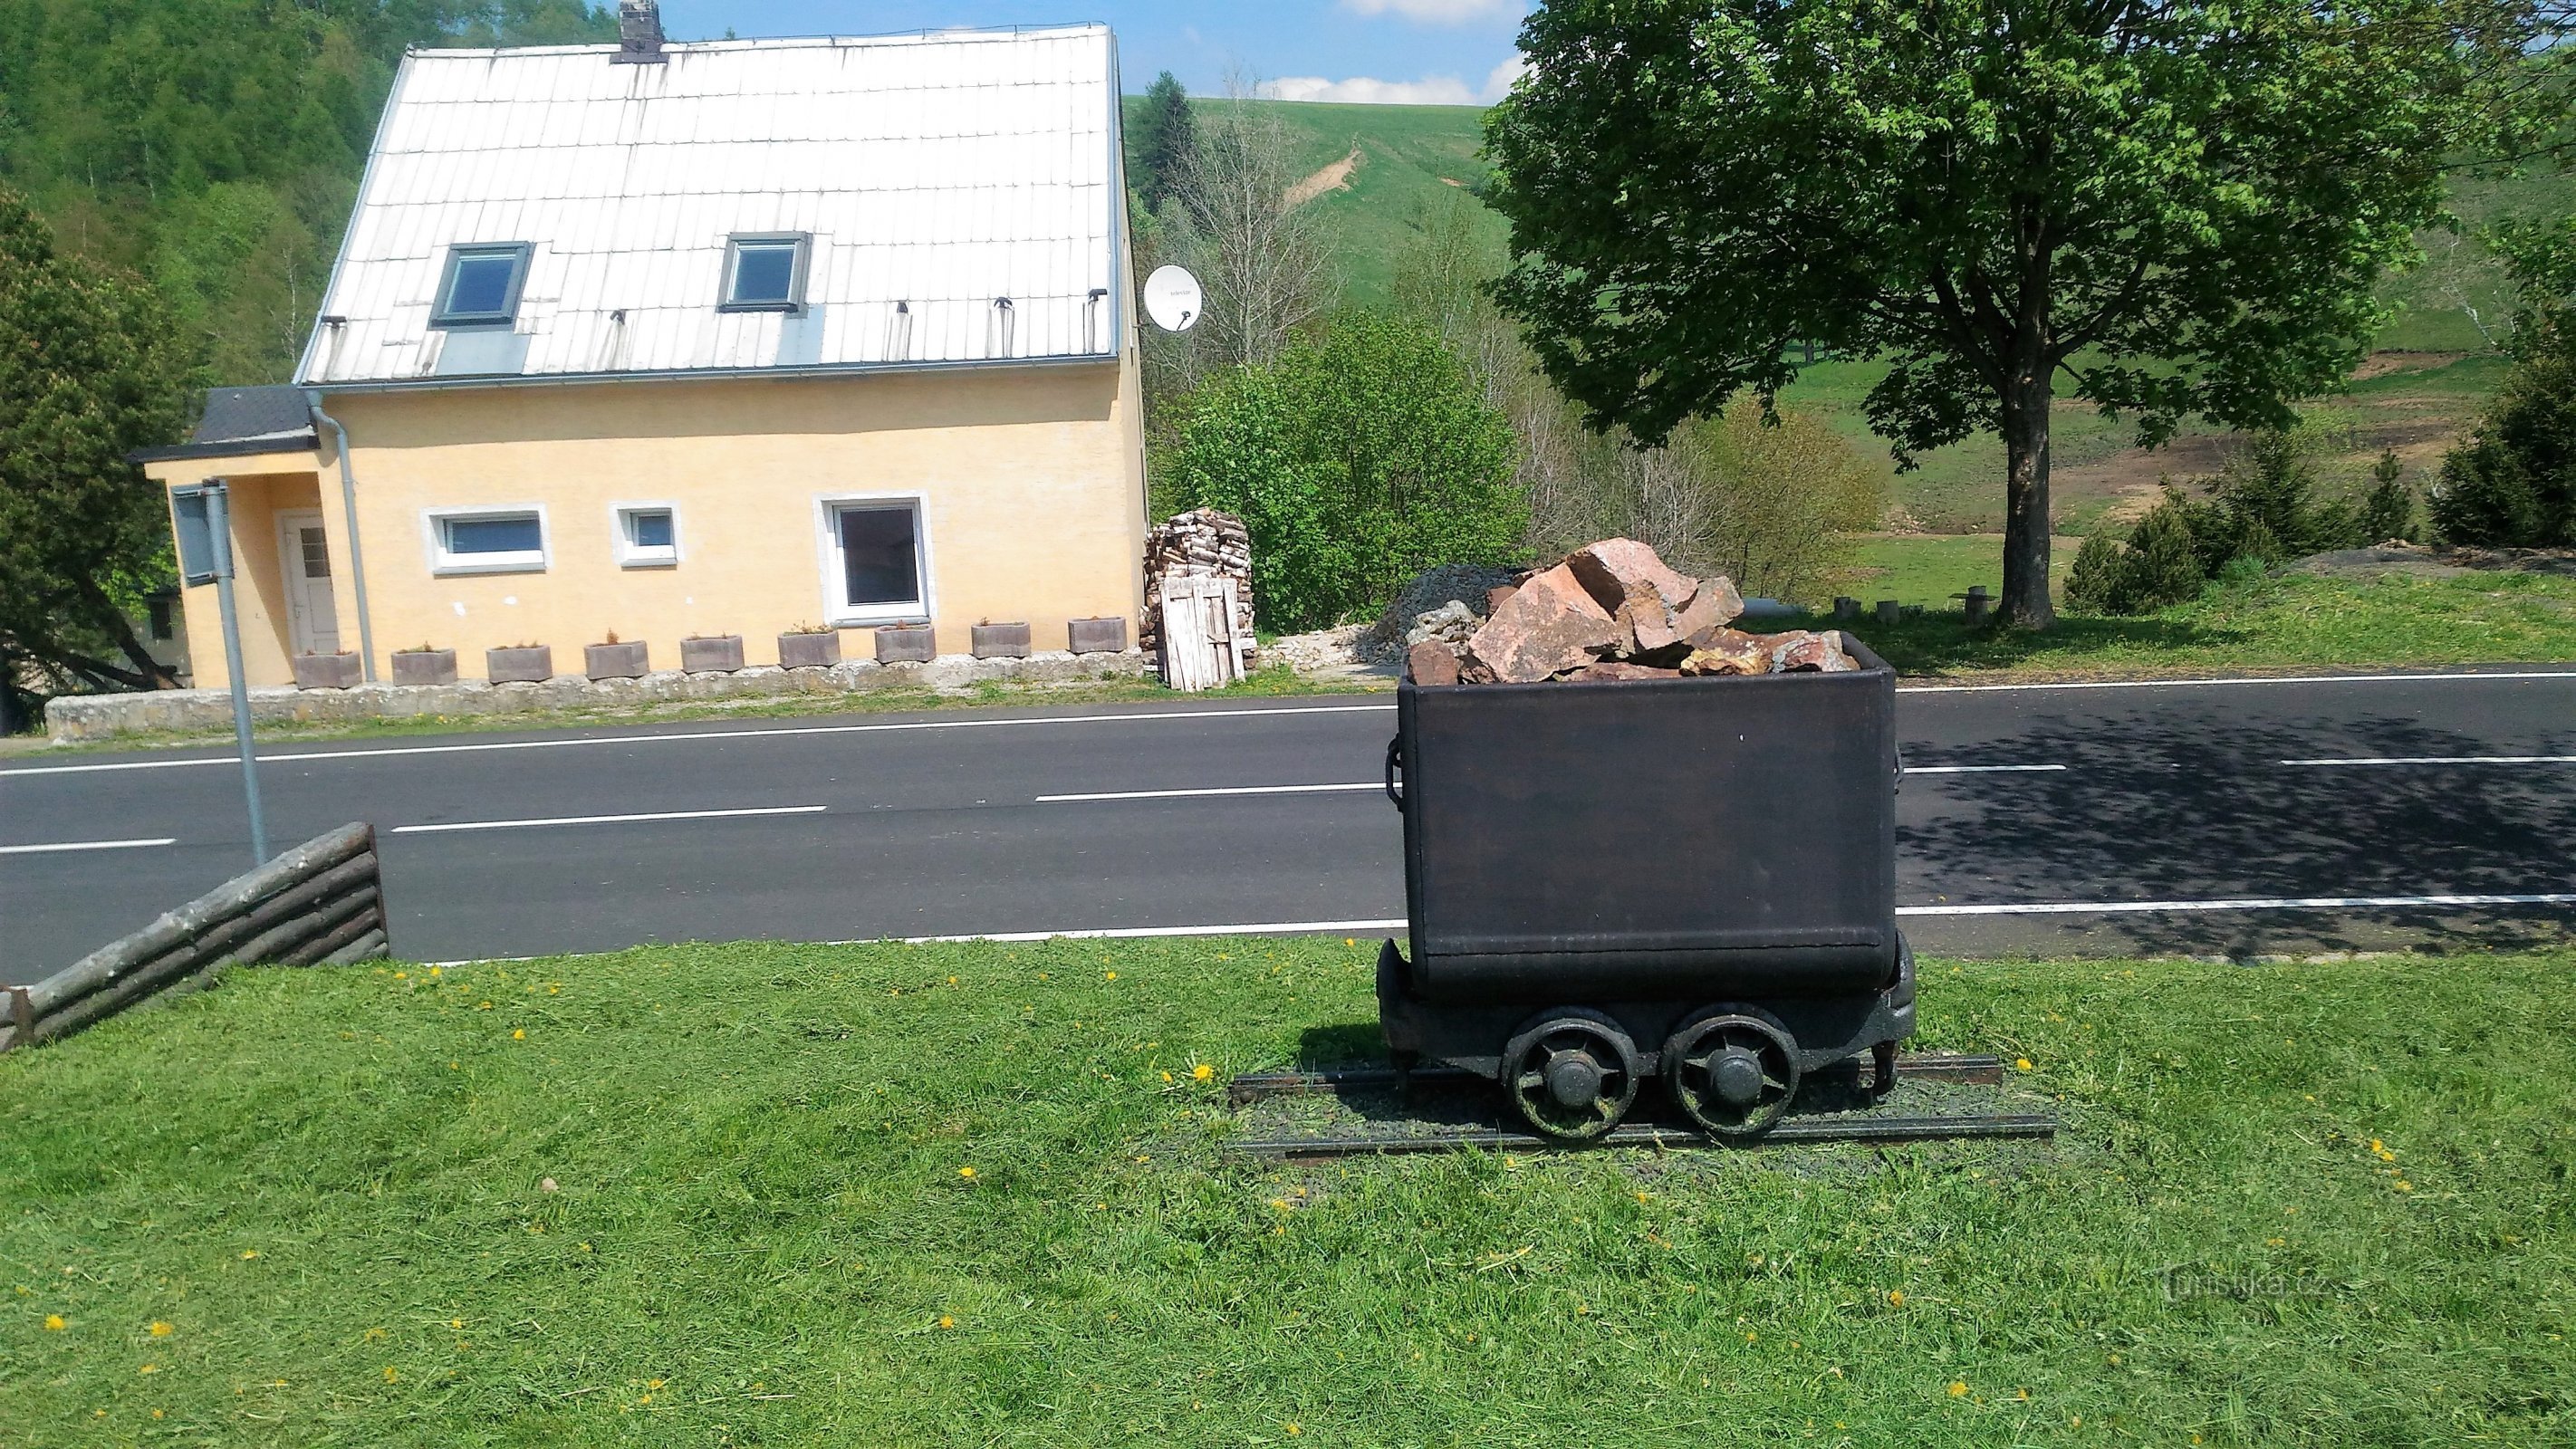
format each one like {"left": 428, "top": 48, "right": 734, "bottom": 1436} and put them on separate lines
{"left": 305, "top": 393, "right": 379, "bottom": 682}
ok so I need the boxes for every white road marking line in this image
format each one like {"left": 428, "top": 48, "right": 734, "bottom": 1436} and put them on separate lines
{"left": 1900, "top": 892, "right": 2576, "bottom": 917}
{"left": 0, "top": 703, "right": 1399, "bottom": 778}
{"left": 1908, "top": 764, "right": 2068, "bottom": 774}
{"left": 1904, "top": 669, "right": 2576, "bottom": 695}
{"left": 2279, "top": 755, "right": 2576, "bottom": 767}
{"left": 393, "top": 805, "right": 827, "bottom": 835}
{"left": 900, "top": 918, "right": 1410, "bottom": 945}
{"left": 0, "top": 837, "right": 178, "bottom": 856}
{"left": 1038, "top": 782, "right": 1384, "bottom": 803}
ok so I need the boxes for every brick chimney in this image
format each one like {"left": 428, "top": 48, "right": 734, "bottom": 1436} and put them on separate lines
{"left": 612, "top": 0, "right": 667, "bottom": 64}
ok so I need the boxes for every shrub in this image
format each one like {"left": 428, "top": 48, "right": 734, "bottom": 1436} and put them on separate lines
{"left": 2067, "top": 490, "right": 2211, "bottom": 616}
{"left": 1159, "top": 312, "right": 1526, "bottom": 633}
{"left": 2360, "top": 449, "right": 2417, "bottom": 543}
{"left": 2429, "top": 294, "right": 2576, "bottom": 548}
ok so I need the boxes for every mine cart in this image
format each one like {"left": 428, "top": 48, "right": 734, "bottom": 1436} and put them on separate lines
{"left": 1378, "top": 633, "right": 1914, "bottom": 1141}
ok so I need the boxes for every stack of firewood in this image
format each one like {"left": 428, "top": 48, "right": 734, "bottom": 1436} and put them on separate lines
{"left": 1141, "top": 509, "right": 1256, "bottom": 662}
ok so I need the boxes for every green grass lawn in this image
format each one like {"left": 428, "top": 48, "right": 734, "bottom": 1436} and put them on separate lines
{"left": 1846, "top": 533, "right": 2071, "bottom": 609}
{"left": 1809, "top": 559, "right": 2576, "bottom": 679}
{"left": 5, "top": 938, "right": 2571, "bottom": 1445}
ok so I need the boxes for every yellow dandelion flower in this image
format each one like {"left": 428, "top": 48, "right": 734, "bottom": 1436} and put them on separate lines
{"left": 1285, "top": 1424, "right": 1302, "bottom": 1435}
{"left": 151, "top": 1408, "right": 164, "bottom": 1420}
{"left": 2014, "top": 1058, "right": 2033, "bottom": 1072}
{"left": 149, "top": 1321, "right": 173, "bottom": 1337}
{"left": 240, "top": 1251, "right": 258, "bottom": 1260}
{"left": 43, "top": 1314, "right": 64, "bottom": 1331}
{"left": 1636, "top": 1190, "right": 1650, "bottom": 1204}
{"left": 382, "top": 1367, "right": 399, "bottom": 1383}
{"left": 1948, "top": 1381, "right": 1968, "bottom": 1397}
{"left": 648, "top": 1379, "right": 665, "bottom": 1389}
{"left": 1104, "top": 971, "right": 1117, "bottom": 981}
{"left": 2015, "top": 1388, "right": 2030, "bottom": 1402}
{"left": 512, "top": 1029, "right": 525, "bottom": 1041}
{"left": 1161, "top": 1071, "right": 1174, "bottom": 1083}
{"left": 139, "top": 1363, "right": 159, "bottom": 1375}
{"left": 958, "top": 1166, "right": 976, "bottom": 1179}
{"left": 1192, "top": 1063, "right": 1214, "bottom": 1082}
{"left": 948, "top": 976, "right": 958, "bottom": 985}
{"left": 639, "top": 1394, "right": 652, "bottom": 1405}
{"left": 1344, "top": 937, "right": 1356, "bottom": 946}
{"left": 2396, "top": 1179, "right": 2414, "bottom": 1192}
{"left": 1888, "top": 1290, "right": 1905, "bottom": 1307}
{"left": 450, "top": 1319, "right": 464, "bottom": 1330}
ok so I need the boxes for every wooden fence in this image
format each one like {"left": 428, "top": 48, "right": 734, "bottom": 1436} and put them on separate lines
{"left": 1, "top": 823, "right": 389, "bottom": 1053}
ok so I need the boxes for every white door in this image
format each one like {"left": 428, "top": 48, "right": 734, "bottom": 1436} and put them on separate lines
{"left": 1158, "top": 576, "right": 1246, "bottom": 692}
{"left": 276, "top": 510, "right": 341, "bottom": 657}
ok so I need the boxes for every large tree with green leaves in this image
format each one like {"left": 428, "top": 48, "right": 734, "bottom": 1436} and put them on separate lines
{"left": 1487, "top": 0, "right": 2562, "bottom": 628}
{"left": 1129, "top": 70, "right": 1198, "bottom": 214}
{"left": 0, "top": 187, "right": 197, "bottom": 730}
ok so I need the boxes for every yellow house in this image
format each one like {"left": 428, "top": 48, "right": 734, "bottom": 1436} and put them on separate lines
{"left": 139, "top": 14, "right": 1145, "bottom": 687}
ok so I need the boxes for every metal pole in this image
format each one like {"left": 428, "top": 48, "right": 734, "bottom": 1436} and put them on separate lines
{"left": 307, "top": 396, "right": 377, "bottom": 682}
{"left": 204, "top": 484, "right": 270, "bottom": 865}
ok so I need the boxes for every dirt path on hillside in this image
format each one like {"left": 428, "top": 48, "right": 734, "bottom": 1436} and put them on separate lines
{"left": 1285, "top": 146, "right": 1364, "bottom": 209}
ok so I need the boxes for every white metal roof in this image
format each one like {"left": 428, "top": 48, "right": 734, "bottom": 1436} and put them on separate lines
{"left": 297, "top": 25, "right": 1124, "bottom": 389}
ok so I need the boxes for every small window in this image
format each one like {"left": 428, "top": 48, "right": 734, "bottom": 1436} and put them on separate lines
{"left": 147, "top": 597, "right": 175, "bottom": 641}
{"left": 428, "top": 508, "right": 548, "bottom": 575}
{"left": 432, "top": 243, "right": 533, "bottom": 328}
{"left": 724, "top": 235, "right": 810, "bottom": 312}
{"left": 616, "top": 505, "right": 679, "bottom": 568}
{"left": 823, "top": 500, "right": 927, "bottom": 623}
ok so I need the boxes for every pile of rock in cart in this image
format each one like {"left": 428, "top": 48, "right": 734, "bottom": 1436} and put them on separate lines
{"left": 1408, "top": 539, "right": 1859, "bottom": 686}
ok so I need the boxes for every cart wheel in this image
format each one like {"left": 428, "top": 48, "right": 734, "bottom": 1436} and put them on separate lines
{"left": 1500, "top": 1010, "right": 1640, "bottom": 1143}
{"left": 1665, "top": 1007, "right": 1802, "bottom": 1140}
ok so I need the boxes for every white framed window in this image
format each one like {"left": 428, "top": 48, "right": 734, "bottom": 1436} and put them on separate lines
{"left": 425, "top": 506, "right": 549, "bottom": 576}
{"left": 814, "top": 494, "right": 931, "bottom": 626}
{"left": 614, "top": 504, "right": 680, "bottom": 568}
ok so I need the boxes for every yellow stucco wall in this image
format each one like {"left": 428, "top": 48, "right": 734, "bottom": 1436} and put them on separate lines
{"left": 282, "top": 360, "right": 1143, "bottom": 684}
{"left": 142, "top": 464, "right": 324, "bottom": 690}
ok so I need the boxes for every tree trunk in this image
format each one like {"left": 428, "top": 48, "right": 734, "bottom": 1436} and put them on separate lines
{"left": 1998, "top": 362, "right": 2056, "bottom": 629}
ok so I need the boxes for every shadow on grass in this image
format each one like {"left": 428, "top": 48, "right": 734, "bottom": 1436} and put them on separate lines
{"left": 1819, "top": 613, "right": 2253, "bottom": 675}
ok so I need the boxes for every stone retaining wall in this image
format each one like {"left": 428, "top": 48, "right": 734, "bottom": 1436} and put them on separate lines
{"left": 45, "top": 650, "right": 1154, "bottom": 744}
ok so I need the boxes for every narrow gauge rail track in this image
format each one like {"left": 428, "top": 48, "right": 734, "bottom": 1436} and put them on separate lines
{"left": 1226, "top": 1054, "right": 2055, "bottom": 1162}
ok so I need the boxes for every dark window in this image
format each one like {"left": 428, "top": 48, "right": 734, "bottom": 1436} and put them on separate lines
{"left": 725, "top": 235, "right": 809, "bottom": 312}
{"left": 629, "top": 510, "right": 675, "bottom": 550}
{"left": 148, "top": 598, "right": 174, "bottom": 641}
{"left": 445, "top": 515, "right": 544, "bottom": 556}
{"left": 433, "top": 244, "right": 533, "bottom": 327}
{"left": 837, "top": 506, "right": 920, "bottom": 608}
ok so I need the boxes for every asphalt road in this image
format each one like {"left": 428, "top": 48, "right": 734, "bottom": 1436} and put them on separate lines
{"left": 5, "top": 667, "right": 2574, "bottom": 984}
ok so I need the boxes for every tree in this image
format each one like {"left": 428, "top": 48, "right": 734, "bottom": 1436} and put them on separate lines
{"left": 0, "top": 187, "right": 197, "bottom": 729}
{"left": 1486, "top": 0, "right": 2556, "bottom": 629}
{"left": 1129, "top": 71, "right": 1197, "bottom": 215}
{"left": 1159, "top": 313, "right": 1525, "bottom": 632}
{"left": 2429, "top": 216, "right": 2576, "bottom": 545}
{"left": 1165, "top": 79, "right": 1337, "bottom": 373}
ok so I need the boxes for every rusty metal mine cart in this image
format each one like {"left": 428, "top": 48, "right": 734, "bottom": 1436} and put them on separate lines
{"left": 1378, "top": 634, "right": 1915, "bottom": 1142}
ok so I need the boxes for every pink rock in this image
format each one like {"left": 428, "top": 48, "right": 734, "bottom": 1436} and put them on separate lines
{"left": 1771, "top": 630, "right": 1859, "bottom": 673}
{"left": 1671, "top": 575, "right": 1747, "bottom": 648}
{"left": 1461, "top": 563, "right": 1622, "bottom": 684}
{"left": 1486, "top": 585, "right": 1519, "bottom": 614}
{"left": 1408, "top": 640, "right": 1463, "bottom": 686}
{"left": 1677, "top": 629, "right": 1774, "bottom": 677}
{"left": 1567, "top": 539, "right": 1700, "bottom": 618}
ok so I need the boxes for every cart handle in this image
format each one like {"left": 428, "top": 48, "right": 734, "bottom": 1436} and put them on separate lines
{"left": 1385, "top": 736, "right": 1406, "bottom": 812}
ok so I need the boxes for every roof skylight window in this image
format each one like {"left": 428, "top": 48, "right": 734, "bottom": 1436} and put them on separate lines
{"left": 724, "top": 235, "right": 811, "bottom": 312}
{"left": 432, "top": 244, "right": 533, "bottom": 328}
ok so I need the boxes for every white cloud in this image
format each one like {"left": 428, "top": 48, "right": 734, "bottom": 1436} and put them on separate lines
{"left": 1265, "top": 54, "right": 1526, "bottom": 107}
{"left": 1341, "top": 0, "right": 1521, "bottom": 22}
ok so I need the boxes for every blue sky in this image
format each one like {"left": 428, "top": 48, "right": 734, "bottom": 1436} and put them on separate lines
{"left": 660, "top": 1, "right": 1532, "bottom": 103}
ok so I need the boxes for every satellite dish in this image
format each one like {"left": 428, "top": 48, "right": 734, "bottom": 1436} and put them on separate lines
{"left": 1145, "top": 265, "right": 1203, "bottom": 333}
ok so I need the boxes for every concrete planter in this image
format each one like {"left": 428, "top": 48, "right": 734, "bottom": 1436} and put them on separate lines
{"left": 777, "top": 630, "right": 841, "bottom": 670}
{"left": 875, "top": 625, "right": 937, "bottom": 664}
{"left": 585, "top": 640, "right": 650, "bottom": 681}
{"left": 681, "top": 635, "right": 745, "bottom": 674}
{"left": 971, "top": 622, "right": 1032, "bottom": 659}
{"left": 292, "top": 652, "right": 362, "bottom": 691}
{"left": 486, "top": 645, "right": 553, "bottom": 684}
{"left": 391, "top": 649, "right": 458, "bottom": 687}
{"left": 1068, "top": 617, "right": 1128, "bottom": 656}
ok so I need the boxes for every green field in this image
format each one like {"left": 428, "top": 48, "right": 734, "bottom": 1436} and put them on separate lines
{"left": 5, "top": 939, "right": 2572, "bottom": 1445}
